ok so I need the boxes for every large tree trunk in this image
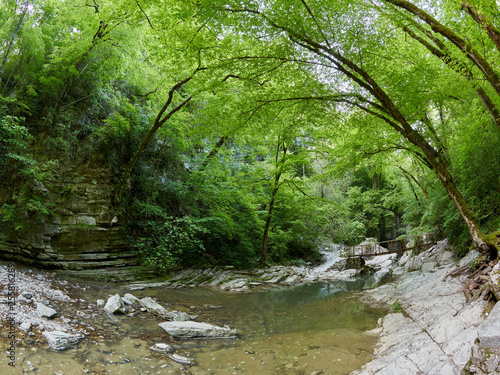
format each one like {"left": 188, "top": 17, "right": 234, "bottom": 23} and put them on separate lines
{"left": 260, "top": 139, "right": 287, "bottom": 265}
{"left": 432, "top": 159, "right": 497, "bottom": 258}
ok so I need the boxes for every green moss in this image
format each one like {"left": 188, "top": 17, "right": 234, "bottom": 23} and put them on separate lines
{"left": 484, "top": 231, "right": 500, "bottom": 251}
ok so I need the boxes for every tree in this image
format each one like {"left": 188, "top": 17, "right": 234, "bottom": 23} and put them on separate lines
{"left": 200, "top": 0, "right": 498, "bottom": 256}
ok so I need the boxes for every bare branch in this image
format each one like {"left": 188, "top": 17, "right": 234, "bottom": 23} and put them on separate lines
{"left": 134, "top": 0, "right": 155, "bottom": 30}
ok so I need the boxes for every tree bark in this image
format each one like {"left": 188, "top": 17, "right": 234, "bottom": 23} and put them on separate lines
{"left": 383, "top": 0, "right": 500, "bottom": 98}
{"left": 198, "top": 136, "right": 227, "bottom": 172}
{"left": 113, "top": 76, "right": 194, "bottom": 205}
{"left": 461, "top": 0, "right": 500, "bottom": 54}
{"left": 260, "top": 138, "right": 287, "bottom": 265}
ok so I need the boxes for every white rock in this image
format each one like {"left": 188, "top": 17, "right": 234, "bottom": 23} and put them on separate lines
{"left": 42, "top": 331, "right": 83, "bottom": 350}
{"left": 122, "top": 293, "right": 141, "bottom": 306}
{"left": 159, "top": 321, "right": 236, "bottom": 338}
{"left": 139, "top": 297, "right": 193, "bottom": 321}
{"left": 150, "top": 343, "right": 174, "bottom": 352}
{"left": 169, "top": 354, "right": 192, "bottom": 365}
{"left": 365, "top": 254, "right": 398, "bottom": 269}
{"left": 457, "top": 249, "right": 480, "bottom": 268}
{"left": 104, "top": 294, "right": 127, "bottom": 314}
{"left": 37, "top": 303, "right": 57, "bottom": 319}
{"left": 139, "top": 297, "right": 172, "bottom": 319}
{"left": 489, "top": 263, "right": 500, "bottom": 301}
{"left": 20, "top": 291, "right": 33, "bottom": 299}
{"left": 421, "top": 261, "right": 436, "bottom": 273}
{"left": 20, "top": 322, "right": 31, "bottom": 331}
{"left": 478, "top": 302, "right": 500, "bottom": 348}
{"left": 355, "top": 243, "right": 485, "bottom": 375}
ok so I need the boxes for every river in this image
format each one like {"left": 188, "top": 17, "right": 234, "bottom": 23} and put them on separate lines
{"left": 0, "top": 268, "right": 386, "bottom": 375}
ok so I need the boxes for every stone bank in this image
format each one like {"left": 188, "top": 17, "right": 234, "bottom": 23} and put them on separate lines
{"left": 351, "top": 241, "right": 500, "bottom": 375}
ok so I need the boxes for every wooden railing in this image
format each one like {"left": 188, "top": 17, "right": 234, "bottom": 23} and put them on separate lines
{"left": 345, "top": 232, "right": 437, "bottom": 258}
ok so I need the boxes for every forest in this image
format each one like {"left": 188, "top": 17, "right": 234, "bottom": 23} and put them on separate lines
{"left": 1, "top": 0, "right": 500, "bottom": 273}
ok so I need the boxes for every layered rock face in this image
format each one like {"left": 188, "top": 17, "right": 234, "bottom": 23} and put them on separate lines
{"left": 0, "top": 165, "right": 137, "bottom": 276}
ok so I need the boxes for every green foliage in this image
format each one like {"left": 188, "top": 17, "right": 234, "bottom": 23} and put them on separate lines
{"left": 0, "top": 96, "right": 54, "bottom": 234}
{"left": 391, "top": 301, "right": 403, "bottom": 313}
{"left": 2, "top": 0, "right": 500, "bottom": 272}
{"left": 138, "top": 216, "right": 208, "bottom": 273}
{"left": 345, "top": 168, "right": 401, "bottom": 242}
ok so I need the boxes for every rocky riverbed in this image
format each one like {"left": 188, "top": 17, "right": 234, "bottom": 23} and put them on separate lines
{"left": 350, "top": 240, "right": 500, "bottom": 375}
{"left": 3, "top": 238, "right": 500, "bottom": 374}
{"left": 0, "top": 243, "right": 389, "bottom": 374}
{"left": 126, "top": 242, "right": 392, "bottom": 294}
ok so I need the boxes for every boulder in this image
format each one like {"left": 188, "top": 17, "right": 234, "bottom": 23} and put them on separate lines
{"left": 140, "top": 297, "right": 170, "bottom": 318}
{"left": 140, "top": 297, "right": 194, "bottom": 321}
{"left": 19, "top": 322, "right": 31, "bottom": 331}
{"left": 365, "top": 254, "right": 398, "bottom": 270}
{"left": 37, "top": 303, "right": 57, "bottom": 319}
{"left": 122, "top": 293, "right": 141, "bottom": 307}
{"left": 104, "top": 294, "right": 128, "bottom": 314}
{"left": 42, "top": 331, "right": 83, "bottom": 350}
{"left": 478, "top": 302, "right": 500, "bottom": 348}
{"left": 20, "top": 291, "right": 33, "bottom": 299}
{"left": 489, "top": 263, "right": 500, "bottom": 301}
{"left": 159, "top": 321, "right": 237, "bottom": 339}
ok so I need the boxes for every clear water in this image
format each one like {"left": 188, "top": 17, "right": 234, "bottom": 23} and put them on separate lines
{"left": 0, "top": 276, "right": 386, "bottom": 375}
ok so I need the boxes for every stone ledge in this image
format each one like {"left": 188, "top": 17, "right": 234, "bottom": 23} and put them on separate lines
{"left": 478, "top": 302, "right": 500, "bottom": 348}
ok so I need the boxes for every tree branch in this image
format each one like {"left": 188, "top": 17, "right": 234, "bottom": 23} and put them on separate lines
{"left": 114, "top": 72, "right": 198, "bottom": 205}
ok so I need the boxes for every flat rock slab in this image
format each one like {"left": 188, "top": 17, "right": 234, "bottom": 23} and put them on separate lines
{"left": 140, "top": 297, "right": 193, "bottom": 321}
{"left": 478, "top": 301, "right": 500, "bottom": 348}
{"left": 169, "top": 354, "right": 192, "bottom": 365}
{"left": 42, "top": 330, "right": 83, "bottom": 350}
{"left": 159, "top": 321, "right": 236, "bottom": 339}
{"left": 37, "top": 303, "right": 57, "bottom": 319}
{"left": 354, "top": 244, "right": 486, "bottom": 375}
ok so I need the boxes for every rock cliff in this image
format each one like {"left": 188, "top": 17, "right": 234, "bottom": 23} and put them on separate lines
{"left": 0, "top": 164, "right": 137, "bottom": 277}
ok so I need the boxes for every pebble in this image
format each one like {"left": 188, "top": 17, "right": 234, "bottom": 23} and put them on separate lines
{"left": 169, "top": 354, "right": 192, "bottom": 365}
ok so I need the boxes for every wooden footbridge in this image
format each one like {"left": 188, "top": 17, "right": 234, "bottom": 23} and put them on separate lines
{"left": 345, "top": 233, "right": 438, "bottom": 258}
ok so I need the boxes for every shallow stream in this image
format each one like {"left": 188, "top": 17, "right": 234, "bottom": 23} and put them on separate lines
{"left": 0, "top": 273, "right": 386, "bottom": 375}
